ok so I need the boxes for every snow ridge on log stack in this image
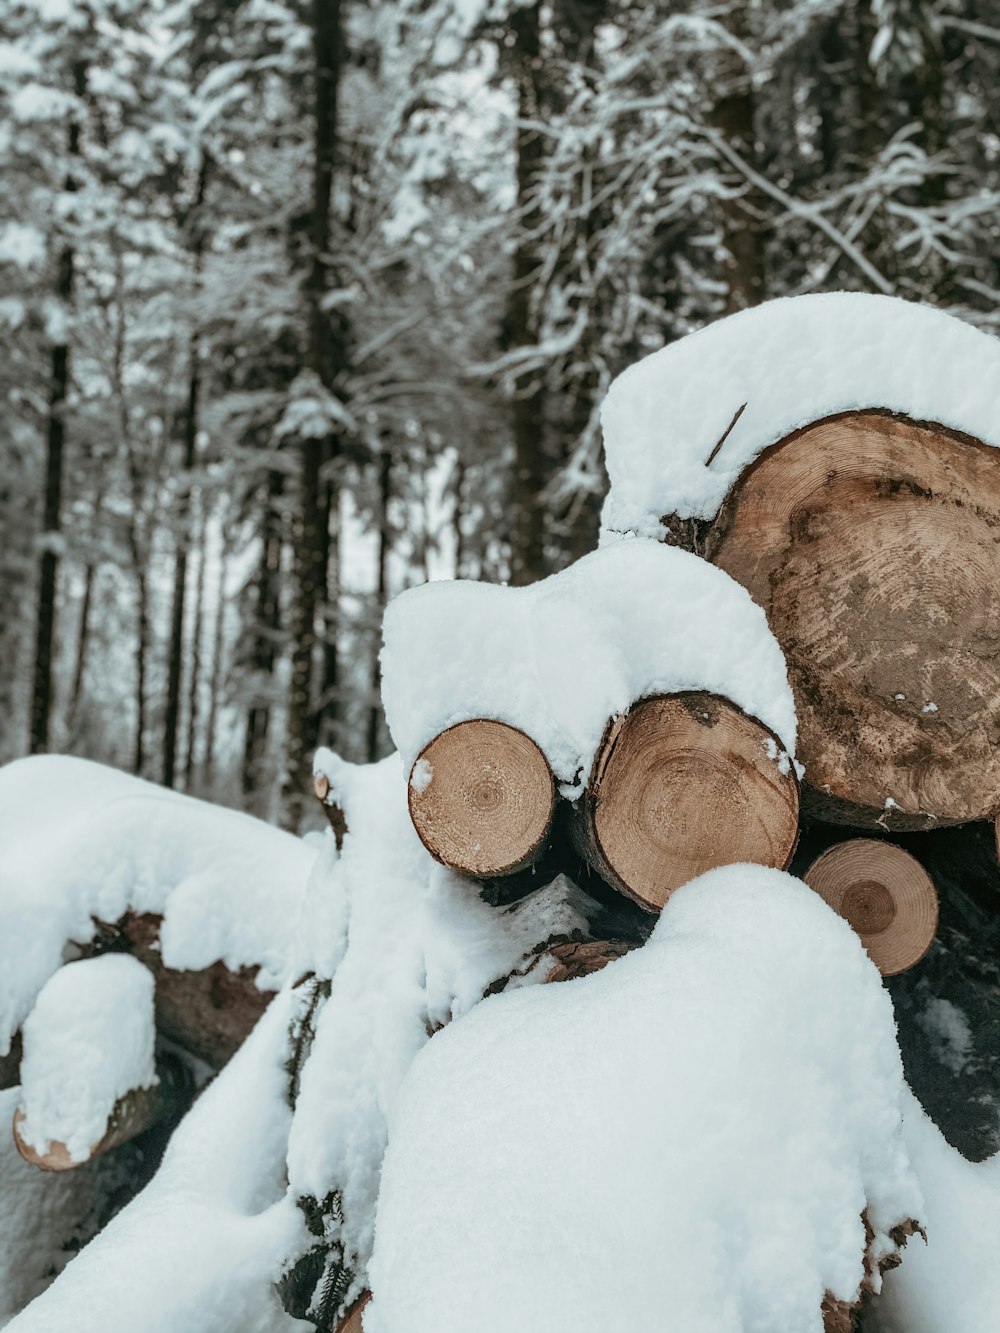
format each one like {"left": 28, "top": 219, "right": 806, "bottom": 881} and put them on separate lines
{"left": 600, "top": 294, "right": 1000, "bottom": 831}
{"left": 382, "top": 540, "right": 798, "bottom": 886}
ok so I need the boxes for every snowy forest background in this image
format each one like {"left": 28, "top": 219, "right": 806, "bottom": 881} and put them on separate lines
{"left": 3, "top": 0, "right": 1000, "bottom": 830}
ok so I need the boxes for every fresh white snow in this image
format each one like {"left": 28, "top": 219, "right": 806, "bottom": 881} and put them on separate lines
{"left": 600, "top": 293, "right": 1000, "bottom": 537}
{"left": 381, "top": 539, "right": 796, "bottom": 794}
{"left": 5, "top": 991, "right": 308, "bottom": 1333}
{"left": 366, "top": 865, "right": 923, "bottom": 1333}
{"left": 288, "top": 751, "right": 595, "bottom": 1303}
{"left": 17, "top": 954, "right": 157, "bottom": 1163}
{"left": 0, "top": 755, "right": 317, "bottom": 1059}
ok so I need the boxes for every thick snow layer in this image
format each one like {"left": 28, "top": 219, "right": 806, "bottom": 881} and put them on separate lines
{"left": 381, "top": 540, "right": 796, "bottom": 792}
{"left": 6, "top": 991, "right": 308, "bottom": 1333}
{"left": 869, "top": 1090, "right": 1000, "bottom": 1333}
{"left": 367, "top": 865, "right": 922, "bottom": 1333}
{"left": 289, "top": 751, "right": 593, "bottom": 1301}
{"left": 0, "top": 756, "right": 317, "bottom": 1056}
{"left": 0, "top": 1088, "right": 108, "bottom": 1328}
{"left": 600, "top": 293, "right": 1000, "bottom": 535}
{"left": 18, "top": 955, "right": 157, "bottom": 1162}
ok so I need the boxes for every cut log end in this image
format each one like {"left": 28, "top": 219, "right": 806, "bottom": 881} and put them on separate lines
{"left": 710, "top": 410, "right": 1000, "bottom": 829}
{"left": 313, "top": 772, "right": 348, "bottom": 849}
{"left": 804, "top": 839, "right": 939, "bottom": 975}
{"left": 12, "top": 1057, "right": 187, "bottom": 1172}
{"left": 573, "top": 692, "right": 800, "bottom": 912}
{"left": 407, "top": 720, "right": 556, "bottom": 878}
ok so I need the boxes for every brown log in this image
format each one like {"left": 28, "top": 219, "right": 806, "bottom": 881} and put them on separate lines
{"left": 82, "top": 914, "right": 273, "bottom": 1069}
{"left": 336, "top": 1292, "right": 370, "bottom": 1332}
{"left": 314, "top": 772, "right": 348, "bottom": 849}
{"left": 542, "top": 938, "right": 632, "bottom": 983}
{"left": 705, "top": 410, "right": 1000, "bottom": 830}
{"left": 12, "top": 1054, "right": 189, "bottom": 1172}
{"left": 804, "top": 839, "right": 938, "bottom": 975}
{"left": 408, "top": 720, "right": 556, "bottom": 878}
{"left": 569, "top": 692, "right": 800, "bottom": 912}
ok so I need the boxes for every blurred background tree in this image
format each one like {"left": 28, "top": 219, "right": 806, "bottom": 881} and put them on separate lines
{"left": 1, "top": 0, "right": 998, "bottom": 826}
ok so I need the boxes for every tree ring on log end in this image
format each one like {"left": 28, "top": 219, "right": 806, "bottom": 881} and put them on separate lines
{"left": 408, "top": 720, "right": 556, "bottom": 878}
{"left": 709, "top": 410, "right": 1000, "bottom": 830}
{"left": 804, "top": 839, "right": 939, "bottom": 975}
{"left": 587, "top": 692, "right": 800, "bottom": 912}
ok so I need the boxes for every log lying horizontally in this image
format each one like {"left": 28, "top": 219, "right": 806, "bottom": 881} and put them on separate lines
{"left": 336, "top": 1292, "right": 371, "bottom": 1332}
{"left": 700, "top": 410, "right": 1000, "bottom": 830}
{"left": 12, "top": 1055, "right": 189, "bottom": 1171}
{"left": 804, "top": 839, "right": 939, "bottom": 976}
{"left": 407, "top": 720, "right": 556, "bottom": 877}
{"left": 82, "top": 914, "right": 274, "bottom": 1070}
{"left": 568, "top": 692, "right": 800, "bottom": 911}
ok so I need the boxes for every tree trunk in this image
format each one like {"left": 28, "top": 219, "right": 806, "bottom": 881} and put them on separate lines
{"left": 203, "top": 514, "right": 230, "bottom": 787}
{"left": 242, "top": 472, "right": 284, "bottom": 800}
{"left": 407, "top": 719, "right": 556, "bottom": 877}
{"left": 29, "top": 63, "right": 85, "bottom": 754}
{"left": 712, "top": 11, "right": 765, "bottom": 313}
{"left": 284, "top": 0, "right": 346, "bottom": 828}
{"left": 68, "top": 559, "right": 94, "bottom": 722}
{"left": 183, "top": 510, "right": 207, "bottom": 788}
{"left": 507, "top": 3, "right": 547, "bottom": 587}
{"left": 366, "top": 446, "right": 391, "bottom": 764}
{"left": 704, "top": 410, "right": 1000, "bottom": 830}
{"left": 567, "top": 692, "right": 800, "bottom": 912}
{"left": 163, "top": 161, "right": 209, "bottom": 789}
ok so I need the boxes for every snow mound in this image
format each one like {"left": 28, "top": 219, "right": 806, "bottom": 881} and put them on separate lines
{"left": 0, "top": 755, "right": 317, "bottom": 1056}
{"left": 5, "top": 991, "right": 306, "bottom": 1333}
{"left": 870, "top": 1089, "right": 1000, "bottom": 1333}
{"left": 18, "top": 954, "right": 156, "bottom": 1163}
{"left": 290, "top": 752, "right": 594, "bottom": 1299}
{"left": 381, "top": 540, "right": 796, "bottom": 792}
{"left": 367, "top": 865, "right": 922, "bottom": 1333}
{"left": 600, "top": 293, "right": 1000, "bottom": 535}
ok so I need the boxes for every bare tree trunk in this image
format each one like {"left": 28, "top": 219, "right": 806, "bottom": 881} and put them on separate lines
{"left": 69, "top": 560, "right": 94, "bottom": 721}
{"left": 242, "top": 473, "right": 284, "bottom": 799}
{"left": 29, "top": 62, "right": 85, "bottom": 753}
{"left": 283, "top": 0, "right": 345, "bottom": 828}
{"left": 366, "top": 446, "right": 391, "bottom": 763}
{"left": 202, "top": 513, "right": 230, "bottom": 787}
{"left": 163, "top": 161, "right": 209, "bottom": 788}
{"left": 183, "top": 506, "right": 207, "bottom": 787}
{"left": 507, "top": 3, "right": 546, "bottom": 587}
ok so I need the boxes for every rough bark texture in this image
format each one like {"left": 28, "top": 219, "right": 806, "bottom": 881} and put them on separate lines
{"left": 568, "top": 692, "right": 800, "bottom": 911}
{"left": 706, "top": 409, "right": 1000, "bottom": 830}
{"left": 407, "top": 720, "right": 556, "bottom": 878}
{"left": 82, "top": 914, "right": 273, "bottom": 1069}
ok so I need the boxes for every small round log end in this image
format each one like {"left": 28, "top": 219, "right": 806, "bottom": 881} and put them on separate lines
{"left": 804, "top": 839, "right": 939, "bottom": 975}
{"left": 408, "top": 720, "right": 555, "bottom": 878}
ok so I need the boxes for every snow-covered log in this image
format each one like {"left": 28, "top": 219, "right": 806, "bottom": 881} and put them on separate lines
{"left": 11, "top": 954, "right": 187, "bottom": 1171}
{"left": 804, "top": 839, "right": 939, "bottom": 976}
{"left": 365, "top": 865, "right": 923, "bottom": 1333}
{"left": 600, "top": 295, "right": 1000, "bottom": 830}
{"left": 567, "top": 691, "right": 799, "bottom": 911}
{"left": 0, "top": 756, "right": 315, "bottom": 1070}
{"left": 382, "top": 541, "right": 797, "bottom": 888}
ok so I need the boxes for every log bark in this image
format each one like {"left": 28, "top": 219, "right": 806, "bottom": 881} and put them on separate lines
{"left": 336, "top": 1292, "right": 370, "bottom": 1333}
{"left": 568, "top": 692, "right": 800, "bottom": 912}
{"left": 12, "top": 1054, "right": 189, "bottom": 1172}
{"left": 407, "top": 720, "right": 556, "bottom": 878}
{"left": 804, "top": 839, "right": 939, "bottom": 976}
{"left": 83, "top": 914, "right": 273, "bottom": 1069}
{"left": 704, "top": 409, "right": 1000, "bottom": 831}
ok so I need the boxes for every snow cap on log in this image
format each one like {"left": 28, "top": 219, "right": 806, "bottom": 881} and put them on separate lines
{"left": 15, "top": 954, "right": 157, "bottom": 1167}
{"left": 381, "top": 539, "right": 797, "bottom": 796}
{"left": 0, "top": 755, "right": 316, "bottom": 1057}
{"left": 600, "top": 293, "right": 1000, "bottom": 537}
{"left": 366, "top": 865, "right": 923, "bottom": 1333}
